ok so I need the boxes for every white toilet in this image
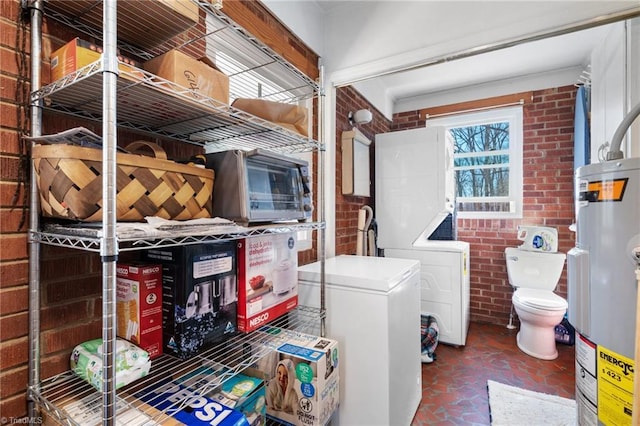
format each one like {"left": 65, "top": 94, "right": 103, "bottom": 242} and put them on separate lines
{"left": 505, "top": 247, "right": 567, "bottom": 360}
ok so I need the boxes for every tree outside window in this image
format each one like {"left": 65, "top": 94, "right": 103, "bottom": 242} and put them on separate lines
{"left": 427, "top": 106, "right": 523, "bottom": 218}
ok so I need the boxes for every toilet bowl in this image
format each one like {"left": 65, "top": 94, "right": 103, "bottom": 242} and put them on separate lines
{"left": 505, "top": 247, "right": 567, "bottom": 360}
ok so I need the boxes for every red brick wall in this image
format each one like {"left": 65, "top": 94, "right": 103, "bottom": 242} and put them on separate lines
{"left": 392, "top": 86, "right": 577, "bottom": 325}
{"left": 1, "top": 0, "right": 36, "bottom": 419}
{"left": 391, "top": 109, "right": 425, "bottom": 131}
{"left": 334, "top": 86, "right": 391, "bottom": 255}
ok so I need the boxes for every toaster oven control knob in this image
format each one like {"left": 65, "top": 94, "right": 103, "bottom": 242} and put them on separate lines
{"left": 303, "top": 203, "right": 313, "bottom": 212}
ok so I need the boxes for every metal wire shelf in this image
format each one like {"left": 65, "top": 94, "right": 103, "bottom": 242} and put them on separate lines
{"left": 43, "top": 0, "right": 319, "bottom": 102}
{"left": 33, "top": 221, "right": 324, "bottom": 252}
{"left": 33, "top": 62, "right": 320, "bottom": 154}
{"left": 30, "top": 1, "right": 327, "bottom": 424}
{"left": 29, "top": 306, "right": 324, "bottom": 425}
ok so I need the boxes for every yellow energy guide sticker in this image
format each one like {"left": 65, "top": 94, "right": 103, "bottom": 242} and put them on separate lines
{"left": 597, "top": 346, "right": 634, "bottom": 425}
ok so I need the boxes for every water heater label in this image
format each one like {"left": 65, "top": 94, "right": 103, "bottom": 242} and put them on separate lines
{"left": 576, "top": 334, "right": 597, "bottom": 401}
{"left": 579, "top": 178, "right": 629, "bottom": 202}
{"left": 576, "top": 334, "right": 598, "bottom": 426}
{"left": 597, "top": 345, "right": 634, "bottom": 425}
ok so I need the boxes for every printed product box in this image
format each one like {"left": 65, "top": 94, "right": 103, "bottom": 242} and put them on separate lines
{"left": 143, "top": 49, "right": 230, "bottom": 104}
{"left": 43, "top": 392, "right": 182, "bottom": 426}
{"left": 220, "top": 371, "right": 266, "bottom": 426}
{"left": 50, "top": 37, "right": 142, "bottom": 81}
{"left": 251, "top": 329, "right": 339, "bottom": 426}
{"left": 143, "top": 241, "right": 238, "bottom": 359}
{"left": 116, "top": 262, "right": 164, "bottom": 359}
{"left": 175, "top": 365, "right": 267, "bottom": 426}
{"left": 133, "top": 366, "right": 266, "bottom": 426}
{"left": 237, "top": 233, "right": 299, "bottom": 332}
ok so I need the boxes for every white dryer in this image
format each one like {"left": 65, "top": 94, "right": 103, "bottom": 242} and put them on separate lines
{"left": 375, "top": 127, "right": 471, "bottom": 347}
{"left": 385, "top": 240, "right": 470, "bottom": 346}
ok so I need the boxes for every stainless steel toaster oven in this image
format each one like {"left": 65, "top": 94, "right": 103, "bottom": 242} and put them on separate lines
{"left": 205, "top": 149, "right": 312, "bottom": 224}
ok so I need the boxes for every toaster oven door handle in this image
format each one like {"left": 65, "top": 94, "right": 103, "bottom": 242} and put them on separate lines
{"left": 298, "top": 165, "right": 311, "bottom": 195}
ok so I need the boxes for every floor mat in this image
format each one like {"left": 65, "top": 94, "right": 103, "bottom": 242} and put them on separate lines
{"left": 487, "top": 380, "right": 576, "bottom": 426}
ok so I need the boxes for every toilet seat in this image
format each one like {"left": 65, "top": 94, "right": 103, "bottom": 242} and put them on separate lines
{"left": 513, "top": 288, "right": 567, "bottom": 311}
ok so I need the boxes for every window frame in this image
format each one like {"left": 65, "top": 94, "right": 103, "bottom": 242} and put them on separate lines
{"left": 291, "top": 99, "right": 315, "bottom": 251}
{"left": 426, "top": 105, "right": 523, "bottom": 219}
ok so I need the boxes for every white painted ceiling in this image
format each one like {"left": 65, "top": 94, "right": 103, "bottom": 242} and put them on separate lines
{"left": 377, "top": 25, "right": 605, "bottom": 102}
{"left": 264, "top": 1, "right": 637, "bottom": 117}
{"left": 311, "top": 1, "right": 632, "bottom": 116}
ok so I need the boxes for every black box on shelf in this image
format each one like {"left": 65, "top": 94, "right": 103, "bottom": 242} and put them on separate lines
{"left": 143, "top": 241, "right": 238, "bottom": 359}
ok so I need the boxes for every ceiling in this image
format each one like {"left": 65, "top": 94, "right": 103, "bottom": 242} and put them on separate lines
{"left": 378, "top": 24, "right": 607, "bottom": 102}
{"left": 348, "top": 22, "right": 615, "bottom": 116}
{"left": 308, "top": 1, "right": 619, "bottom": 114}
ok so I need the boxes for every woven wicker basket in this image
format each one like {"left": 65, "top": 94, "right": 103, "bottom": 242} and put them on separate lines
{"left": 32, "top": 141, "right": 214, "bottom": 222}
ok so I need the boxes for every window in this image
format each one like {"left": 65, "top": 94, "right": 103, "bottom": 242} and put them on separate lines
{"left": 291, "top": 112, "right": 314, "bottom": 251}
{"left": 427, "top": 106, "right": 523, "bottom": 218}
{"left": 205, "top": 16, "right": 315, "bottom": 249}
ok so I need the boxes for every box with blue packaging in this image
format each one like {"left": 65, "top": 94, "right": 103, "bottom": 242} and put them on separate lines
{"left": 134, "top": 365, "right": 266, "bottom": 426}
{"left": 250, "top": 329, "right": 339, "bottom": 426}
{"left": 179, "top": 365, "right": 266, "bottom": 426}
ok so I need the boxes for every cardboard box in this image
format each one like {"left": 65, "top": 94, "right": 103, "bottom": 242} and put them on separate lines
{"left": 225, "top": 370, "right": 267, "bottom": 426}
{"left": 177, "top": 365, "right": 267, "bottom": 425}
{"left": 133, "top": 366, "right": 266, "bottom": 426}
{"left": 232, "top": 98, "right": 309, "bottom": 137}
{"left": 46, "top": 1, "right": 200, "bottom": 50}
{"left": 237, "top": 233, "right": 299, "bottom": 332}
{"left": 251, "top": 330, "right": 339, "bottom": 426}
{"left": 156, "top": 0, "right": 200, "bottom": 26}
{"left": 50, "top": 37, "right": 142, "bottom": 81}
{"left": 143, "top": 242, "right": 237, "bottom": 359}
{"left": 143, "top": 50, "right": 230, "bottom": 104}
{"left": 43, "top": 392, "right": 182, "bottom": 426}
{"left": 116, "top": 262, "right": 163, "bottom": 359}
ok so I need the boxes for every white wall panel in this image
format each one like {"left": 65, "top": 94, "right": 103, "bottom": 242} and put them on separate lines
{"left": 262, "top": 0, "right": 325, "bottom": 56}
{"left": 629, "top": 18, "right": 640, "bottom": 158}
{"left": 591, "top": 23, "right": 625, "bottom": 163}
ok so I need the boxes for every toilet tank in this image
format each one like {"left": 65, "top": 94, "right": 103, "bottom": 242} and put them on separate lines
{"left": 505, "top": 247, "right": 566, "bottom": 290}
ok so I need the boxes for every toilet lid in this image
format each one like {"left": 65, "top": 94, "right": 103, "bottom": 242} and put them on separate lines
{"left": 514, "top": 288, "right": 567, "bottom": 310}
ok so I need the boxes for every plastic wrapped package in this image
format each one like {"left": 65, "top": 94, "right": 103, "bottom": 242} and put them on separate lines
{"left": 70, "top": 338, "right": 151, "bottom": 392}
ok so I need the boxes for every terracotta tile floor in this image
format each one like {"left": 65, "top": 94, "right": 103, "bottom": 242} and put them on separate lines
{"left": 411, "top": 321, "right": 576, "bottom": 425}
